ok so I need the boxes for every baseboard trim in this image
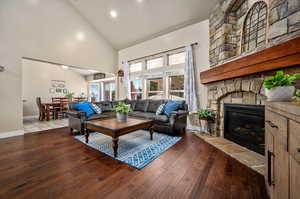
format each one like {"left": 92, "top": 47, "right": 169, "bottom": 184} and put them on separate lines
{"left": 23, "top": 115, "right": 38, "bottom": 120}
{"left": 0, "top": 130, "right": 25, "bottom": 139}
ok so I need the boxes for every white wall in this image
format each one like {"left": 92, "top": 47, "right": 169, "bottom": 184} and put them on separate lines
{"left": 22, "top": 59, "right": 88, "bottom": 117}
{"left": 0, "top": 0, "right": 117, "bottom": 133}
{"left": 118, "top": 20, "right": 210, "bottom": 109}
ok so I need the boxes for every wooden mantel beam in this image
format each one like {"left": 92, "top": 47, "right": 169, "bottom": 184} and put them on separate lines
{"left": 200, "top": 36, "right": 300, "bottom": 84}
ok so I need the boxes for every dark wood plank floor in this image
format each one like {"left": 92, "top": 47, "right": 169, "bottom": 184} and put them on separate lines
{"left": 0, "top": 128, "right": 268, "bottom": 199}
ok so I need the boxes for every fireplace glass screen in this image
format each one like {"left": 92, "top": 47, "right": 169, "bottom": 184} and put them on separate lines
{"left": 224, "top": 103, "right": 265, "bottom": 155}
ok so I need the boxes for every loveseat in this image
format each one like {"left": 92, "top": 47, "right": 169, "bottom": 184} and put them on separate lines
{"left": 67, "top": 99, "right": 188, "bottom": 136}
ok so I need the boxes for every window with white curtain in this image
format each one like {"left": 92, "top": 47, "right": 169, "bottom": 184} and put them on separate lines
{"left": 146, "top": 57, "right": 163, "bottom": 70}
{"left": 168, "top": 75, "right": 184, "bottom": 100}
{"left": 130, "top": 79, "right": 143, "bottom": 100}
{"left": 129, "top": 62, "right": 142, "bottom": 73}
{"left": 128, "top": 47, "right": 186, "bottom": 100}
{"left": 147, "top": 78, "right": 164, "bottom": 99}
{"left": 104, "top": 81, "right": 115, "bottom": 101}
{"left": 168, "top": 52, "right": 186, "bottom": 66}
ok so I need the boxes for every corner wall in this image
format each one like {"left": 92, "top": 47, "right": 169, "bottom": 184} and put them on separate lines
{"left": 22, "top": 59, "right": 88, "bottom": 117}
{"left": 0, "top": 0, "right": 117, "bottom": 133}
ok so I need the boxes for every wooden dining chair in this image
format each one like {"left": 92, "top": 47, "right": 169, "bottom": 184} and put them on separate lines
{"left": 36, "top": 97, "right": 57, "bottom": 121}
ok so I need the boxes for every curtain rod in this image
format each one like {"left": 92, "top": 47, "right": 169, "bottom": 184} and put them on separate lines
{"left": 124, "top": 42, "right": 198, "bottom": 64}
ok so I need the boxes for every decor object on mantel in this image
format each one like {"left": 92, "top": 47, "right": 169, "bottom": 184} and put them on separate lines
{"left": 264, "top": 71, "right": 300, "bottom": 102}
{"left": 197, "top": 109, "right": 215, "bottom": 135}
{"left": 293, "top": 90, "right": 300, "bottom": 102}
{"left": 113, "top": 102, "right": 132, "bottom": 122}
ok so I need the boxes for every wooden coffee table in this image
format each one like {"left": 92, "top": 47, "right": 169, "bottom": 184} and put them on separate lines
{"left": 85, "top": 117, "right": 154, "bottom": 157}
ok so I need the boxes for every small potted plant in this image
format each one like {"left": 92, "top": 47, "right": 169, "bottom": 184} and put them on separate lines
{"left": 197, "top": 109, "right": 216, "bottom": 134}
{"left": 293, "top": 90, "right": 300, "bottom": 103}
{"left": 65, "top": 92, "right": 75, "bottom": 99}
{"left": 113, "top": 102, "right": 132, "bottom": 122}
{"left": 264, "top": 71, "right": 300, "bottom": 102}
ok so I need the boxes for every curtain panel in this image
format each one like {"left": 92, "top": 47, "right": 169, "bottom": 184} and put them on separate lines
{"left": 184, "top": 45, "right": 198, "bottom": 113}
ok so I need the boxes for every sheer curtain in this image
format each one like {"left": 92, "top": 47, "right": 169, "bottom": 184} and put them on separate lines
{"left": 184, "top": 45, "right": 198, "bottom": 113}
{"left": 122, "top": 61, "right": 130, "bottom": 99}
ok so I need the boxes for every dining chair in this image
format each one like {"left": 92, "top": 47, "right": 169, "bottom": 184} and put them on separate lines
{"left": 36, "top": 97, "right": 57, "bottom": 121}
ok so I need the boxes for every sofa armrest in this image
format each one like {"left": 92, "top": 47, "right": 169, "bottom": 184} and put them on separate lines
{"left": 66, "top": 110, "right": 87, "bottom": 119}
{"left": 169, "top": 110, "right": 188, "bottom": 126}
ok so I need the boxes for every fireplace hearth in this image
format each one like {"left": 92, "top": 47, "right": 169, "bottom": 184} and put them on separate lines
{"left": 224, "top": 103, "right": 265, "bottom": 155}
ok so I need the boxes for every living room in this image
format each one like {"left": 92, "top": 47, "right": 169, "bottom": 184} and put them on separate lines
{"left": 0, "top": 0, "right": 300, "bottom": 198}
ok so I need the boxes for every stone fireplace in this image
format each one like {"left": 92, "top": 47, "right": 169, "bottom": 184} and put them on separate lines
{"left": 193, "top": 0, "right": 300, "bottom": 170}
{"left": 199, "top": 0, "right": 300, "bottom": 151}
{"left": 204, "top": 66, "right": 300, "bottom": 137}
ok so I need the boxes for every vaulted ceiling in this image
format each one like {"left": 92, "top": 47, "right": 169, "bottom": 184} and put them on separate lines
{"left": 67, "top": 0, "right": 218, "bottom": 50}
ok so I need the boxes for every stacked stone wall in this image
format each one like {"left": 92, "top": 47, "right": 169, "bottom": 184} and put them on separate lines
{"left": 209, "top": 0, "right": 300, "bottom": 67}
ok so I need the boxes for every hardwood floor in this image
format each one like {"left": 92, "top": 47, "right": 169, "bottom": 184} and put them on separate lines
{"left": 0, "top": 128, "right": 268, "bottom": 199}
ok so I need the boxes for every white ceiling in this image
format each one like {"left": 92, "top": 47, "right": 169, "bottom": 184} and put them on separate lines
{"left": 67, "top": 0, "right": 217, "bottom": 50}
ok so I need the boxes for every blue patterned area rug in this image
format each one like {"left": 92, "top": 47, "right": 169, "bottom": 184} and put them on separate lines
{"left": 74, "top": 130, "right": 181, "bottom": 169}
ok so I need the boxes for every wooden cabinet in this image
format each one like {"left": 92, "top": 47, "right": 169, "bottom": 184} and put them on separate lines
{"left": 289, "top": 120, "right": 300, "bottom": 199}
{"left": 265, "top": 102, "right": 300, "bottom": 199}
{"left": 265, "top": 127, "right": 275, "bottom": 199}
{"left": 290, "top": 157, "right": 300, "bottom": 199}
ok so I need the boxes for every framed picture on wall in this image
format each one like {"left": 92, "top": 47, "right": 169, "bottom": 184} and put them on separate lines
{"left": 51, "top": 80, "right": 66, "bottom": 88}
{"left": 58, "top": 83, "right": 65, "bottom": 88}
{"left": 56, "top": 88, "right": 62, "bottom": 93}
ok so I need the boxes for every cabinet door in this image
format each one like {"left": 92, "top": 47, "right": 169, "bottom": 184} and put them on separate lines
{"left": 289, "top": 120, "right": 300, "bottom": 199}
{"left": 274, "top": 138, "right": 289, "bottom": 199}
{"left": 265, "top": 130, "right": 275, "bottom": 199}
{"left": 290, "top": 157, "right": 300, "bottom": 199}
{"left": 266, "top": 110, "right": 289, "bottom": 199}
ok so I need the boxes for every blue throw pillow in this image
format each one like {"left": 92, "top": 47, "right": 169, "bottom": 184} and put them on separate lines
{"left": 164, "top": 101, "right": 180, "bottom": 116}
{"left": 75, "top": 101, "right": 95, "bottom": 117}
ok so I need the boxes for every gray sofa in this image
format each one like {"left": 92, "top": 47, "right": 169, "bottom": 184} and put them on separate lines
{"left": 67, "top": 99, "right": 188, "bottom": 135}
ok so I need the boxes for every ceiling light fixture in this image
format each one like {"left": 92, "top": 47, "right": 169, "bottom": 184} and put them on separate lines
{"left": 110, "top": 10, "right": 118, "bottom": 18}
{"left": 76, "top": 32, "right": 86, "bottom": 41}
{"left": 137, "top": 0, "right": 143, "bottom": 3}
{"left": 61, "top": 65, "right": 69, "bottom": 70}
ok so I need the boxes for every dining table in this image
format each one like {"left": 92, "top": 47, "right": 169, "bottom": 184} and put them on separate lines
{"left": 42, "top": 102, "right": 64, "bottom": 121}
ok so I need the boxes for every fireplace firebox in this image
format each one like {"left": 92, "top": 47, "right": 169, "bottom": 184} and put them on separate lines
{"left": 224, "top": 103, "right": 265, "bottom": 155}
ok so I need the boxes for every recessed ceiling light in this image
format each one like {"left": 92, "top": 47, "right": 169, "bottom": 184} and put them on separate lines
{"left": 137, "top": 0, "right": 143, "bottom": 3}
{"left": 61, "top": 65, "right": 69, "bottom": 70}
{"left": 76, "top": 32, "right": 85, "bottom": 41}
{"left": 110, "top": 10, "right": 118, "bottom": 18}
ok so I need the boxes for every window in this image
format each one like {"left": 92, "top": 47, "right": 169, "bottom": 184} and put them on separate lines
{"left": 129, "top": 62, "right": 142, "bottom": 73}
{"left": 242, "top": 1, "right": 267, "bottom": 53}
{"left": 104, "top": 81, "right": 115, "bottom": 101}
{"left": 130, "top": 79, "right": 143, "bottom": 100}
{"left": 168, "top": 75, "right": 184, "bottom": 100}
{"left": 168, "top": 52, "right": 186, "bottom": 65}
{"left": 147, "top": 78, "right": 164, "bottom": 99}
{"left": 88, "top": 83, "right": 101, "bottom": 102}
{"left": 146, "top": 57, "right": 163, "bottom": 70}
